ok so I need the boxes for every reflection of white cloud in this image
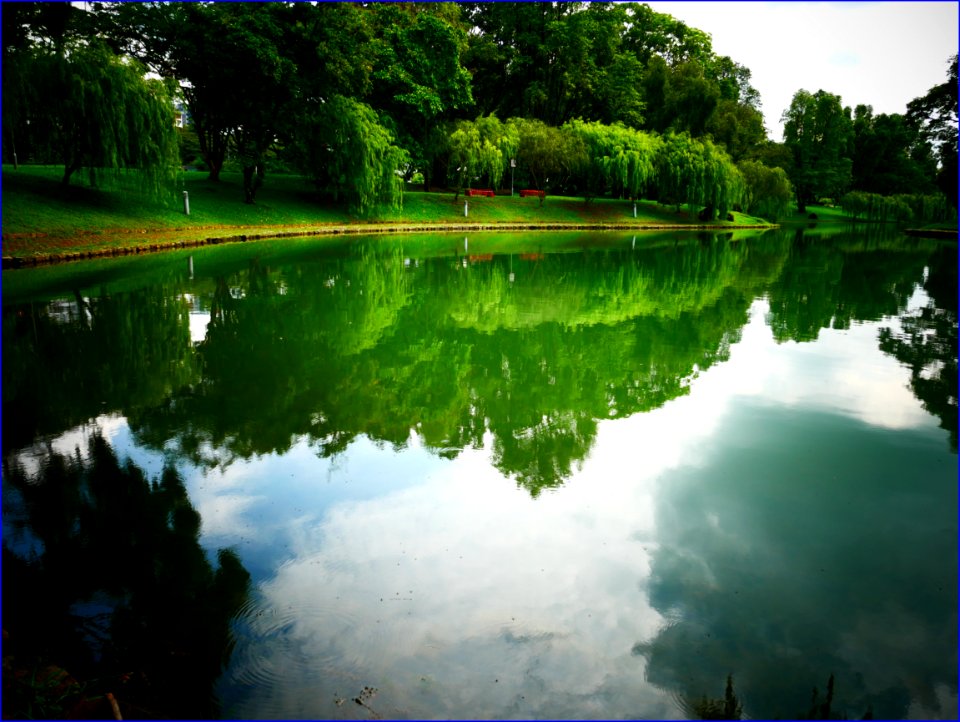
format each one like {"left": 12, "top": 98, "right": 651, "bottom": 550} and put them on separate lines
{"left": 12, "top": 287, "right": 944, "bottom": 718}
{"left": 14, "top": 414, "right": 131, "bottom": 477}
{"left": 195, "top": 492, "right": 265, "bottom": 540}
{"left": 188, "top": 312, "right": 210, "bottom": 344}
{"left": 219, "top": 294, "right": 944, "bottom": 718}
{"left": 223, "top": 442, "right": 677, "bottom": 719}
{"left": 688, "top": 298, "right": 932, "bottom": 431}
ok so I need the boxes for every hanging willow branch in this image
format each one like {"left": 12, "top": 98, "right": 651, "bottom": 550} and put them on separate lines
{"left": 564, "top": 120, "right": 662, "bottom": 201}
{"left": 295, "top": 95, "right": 408, "bottom": 217}
{"left": 17, "top": 41, "right": 179, "bottom": 198}
{"left": 655, "top": 131, "right": 743, "bottom": 217}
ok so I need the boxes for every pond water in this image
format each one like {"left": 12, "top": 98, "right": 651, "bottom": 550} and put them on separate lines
{"left": 2, "top": 227, "right": 957, "bottom": 720}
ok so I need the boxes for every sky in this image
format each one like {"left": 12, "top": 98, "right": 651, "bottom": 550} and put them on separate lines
{"left": 647, "top": 1, "right": 959, "bottom": 142}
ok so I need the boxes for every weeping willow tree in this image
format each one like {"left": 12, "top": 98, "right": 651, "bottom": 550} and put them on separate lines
{"left": 8, "top": 41, "right": 179, "bottom": 196}
{"left": 476, "top": 114, "right": 520, "bottom": 189}
{"left": 563, "top": 119, "right": 662, "bottom": 201}
{"left": 737, "top": 160, "right": 793, "bottom": 222}
{"left": 656, "top": 131, "right": 743, "bottom": 219}
{"left": 699, "top": 137, "right": 745, "bottom": 219}
{"left": 446, "top": 114, "right": 519, "bottom": 199}
{"left": 295, "top": 95, "right": 408, "bottom": 217}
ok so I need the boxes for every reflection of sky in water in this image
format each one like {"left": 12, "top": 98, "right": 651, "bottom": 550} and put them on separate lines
{"left": 14, "top": 292, "right": 955, "bottom": 719}
{"left": 210, "top": 295, "right": 952, "bottom": 719}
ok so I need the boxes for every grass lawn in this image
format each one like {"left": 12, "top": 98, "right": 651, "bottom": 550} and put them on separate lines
{"left": 779, "top": 205, "right": 852, "bottom": 223}
{"left": 2, "top": 165, "right": 774, "bottom": 261}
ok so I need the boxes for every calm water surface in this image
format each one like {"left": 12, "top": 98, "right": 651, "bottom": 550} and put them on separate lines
{"left": 3, "top": 227, "right": 956, "bottom": 719}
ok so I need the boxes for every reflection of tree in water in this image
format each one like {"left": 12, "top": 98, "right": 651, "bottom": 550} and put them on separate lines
{"left": 129, "top": 240, "right": 780, "bottom": 495}
{"left": 686, "top": 673, "right": 875, "bottom": 720}
{"left": 2, "top": 431, "right": 250, "bottom": 719}
{"left": 879, "top": 244, "right": 958, "bottom": 451}
{"left": 765, "top": 228, "right": 934, "bottom": 342}
{"left": 2, "top": 284, "right": 197, "bottom": 452}
{"left": 4, "top": 232, "right": 948, "bottom": 499}
{"left": 491, "top": 409, "right": 596, "bottom": 497}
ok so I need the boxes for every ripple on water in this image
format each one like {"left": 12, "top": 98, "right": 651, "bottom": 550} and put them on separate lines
{"left": 227, "top": 594, "right": 368, "bottom": 691}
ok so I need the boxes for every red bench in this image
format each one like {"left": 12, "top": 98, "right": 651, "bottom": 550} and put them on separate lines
{"left": 466, "top": 188, "right": 495, "bottom": 197}
{"left": 519, "top": 189, "right": 545, "bottom": 199}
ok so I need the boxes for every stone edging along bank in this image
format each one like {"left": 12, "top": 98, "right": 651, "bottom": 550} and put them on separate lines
{"left": 1, "top": 221, "right": 777, "bottom": 269}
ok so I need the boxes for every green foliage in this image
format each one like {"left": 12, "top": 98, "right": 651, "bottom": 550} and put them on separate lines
{"left": 563, "top": 119, "right": 661, "bottom": 200}
{"left": 367, "top": 3, "right": 473, "bottom": 175}
{"left": 621, "top": 2, "right": 714, "bottom": 66}
{"left": 782, "top": 90, "right": 854, "bottom": 212}
{"left": 662, "top": 59, "right": 721, "bottom": 136}
{"left": 657, "top": 132, "right": 744, "bottom": 218}
{"left": 213, "top": 4, "right": 300, "bottom": 203}
{"left": 92, "top": 2, "right": 229, "bottom": 181}
{"left": 446, "top": 114, "right": 519, "bottom": 194}
{"left": 706, "top": 99, "right": 767, "bottom": 162}
{"left": 839, "top": 191, "right": 956, "bottom": 224}
{"left": 596, "top": 51, "right": 647, "bottom": 127}
{"left": 509, "top": 117, "right": 585, "bottom": 197}
{"left": 906, "top": 54, "right": 958, "bottom": 206}
{"left": 850, "top": 105, "right": 938, "bottom": 196}
{"left": 176, "top": 126, "right": 202, "bottom": 168}
{"left": 738, "top": 160, "right": 793, "bottom": 221}
{"left": 5, "top": 2, "right": 946, "bottom": 218}
{"left": 294, "top": 95, "right": 408, "bottom": 217}
{"left": 3, "top": 41, "right": 178, "bottom": 197}
{"left": 369, "top": 4, "right": 473, "bottom": 120}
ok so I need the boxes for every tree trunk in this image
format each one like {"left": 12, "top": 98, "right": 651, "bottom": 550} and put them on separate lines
{"left": 62, "top": 160, "right": 80, "bottom": 186}
{"left": 193, "top": 114, "right": 226, "bottom": 182}
{"left": 8, "top": 129, "right": 18, "bottom": 170}
{"left": 242, "top": 164, "right": 261, "bottom": 204}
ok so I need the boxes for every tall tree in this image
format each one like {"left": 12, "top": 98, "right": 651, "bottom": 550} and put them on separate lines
{"left": 620, "top": 2, "right": 713, "bottom": 66}
{"left": 92, "top": 2, "right": 231, "bottom": 181}
{"left": 367, "top": 3, "right": 473, "bottom": 180}
{"left": 509, "top": 117, "right": 584, "bottom": 203}
{"left": 781, "top": 89, "right": 853, "bottom": 211}
{"left": 706, "top": 100, "right": 767, "bottom": 162}
{"left": 662, "top": 59, "right": 721, "bottom": 136}
{"left": 212, "top": 3, "right": 300, "bottom": 203}
{"left": 446, "top": 118, "right": 514, "bottom": 199}
{"left": 906, "top": 54, "right": 958, "bottom": 207}
{"left": 850, "top": 105, "right": 938, "bottom": 196}
{"left": 462, "top": 2, "right": 638, "bottom": 127}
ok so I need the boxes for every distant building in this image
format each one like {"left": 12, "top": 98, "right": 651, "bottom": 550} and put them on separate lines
{"left": 173, "top": 99, "right": 191, "bottom": 129}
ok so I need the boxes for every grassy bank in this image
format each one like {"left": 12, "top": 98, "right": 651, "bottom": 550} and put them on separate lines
{"left": 2, "top": 165, "right": 774, "bottom": 264}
